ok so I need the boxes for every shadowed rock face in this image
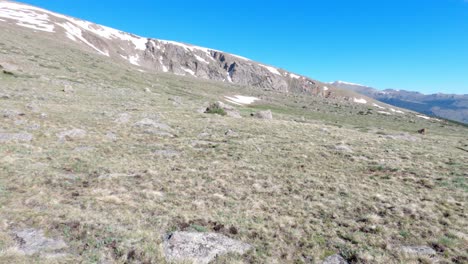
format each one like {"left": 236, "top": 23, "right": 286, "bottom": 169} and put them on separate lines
{"left": 163, "top": 231, "right": 251, "bottom": 264}
{"left": 0, "top": 1, "right": 331, "bottom": 96}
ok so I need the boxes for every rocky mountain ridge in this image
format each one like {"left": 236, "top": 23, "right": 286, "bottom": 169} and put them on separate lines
{"left": 0, "top": 0, "right": 337, "bottom": 97}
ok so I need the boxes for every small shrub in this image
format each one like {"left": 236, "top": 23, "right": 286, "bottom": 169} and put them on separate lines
{"left": 205, "top": 104, "right": 227, "bottom": 116}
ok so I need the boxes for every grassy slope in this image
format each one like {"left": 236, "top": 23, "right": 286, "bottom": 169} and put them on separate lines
{"left": 0, "top": 26, "right": 467, "bottom": 263}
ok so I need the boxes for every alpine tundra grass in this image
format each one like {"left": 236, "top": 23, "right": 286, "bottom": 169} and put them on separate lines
{"left": 0, "top": 26, "right": 467, "bottom": 263}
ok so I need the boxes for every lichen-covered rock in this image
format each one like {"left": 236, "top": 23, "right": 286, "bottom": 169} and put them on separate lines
{"left": 0, "top": 132, "right": 33, "bottom": 142}
{"left": 400, "top": 246, "right": 436, "bottom": 257}
{"left": 252, "top": 110, "right": 273, "bottom": 120}
{"left": 322, "top": 254, "right": 348, "bottom": 264}
{"left": 57, "top": 128, "right": 87, "bottom": 141}
{"left": 163, "top": 231, "right": 251, "bottom": 264}
{"left": 13, "top": 228, "right": 67, "bottom": 257}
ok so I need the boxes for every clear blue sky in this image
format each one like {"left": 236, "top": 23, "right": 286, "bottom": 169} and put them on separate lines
{"left": 18, "top": 0, "right": 468, "bottom": 94}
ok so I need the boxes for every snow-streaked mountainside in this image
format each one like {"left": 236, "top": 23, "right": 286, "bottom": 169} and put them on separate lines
{"left": 331, "top": 81, "right": 468, "bottom": 124}
{"left": 0, "top": 0, "right": 344, "bottom": 98}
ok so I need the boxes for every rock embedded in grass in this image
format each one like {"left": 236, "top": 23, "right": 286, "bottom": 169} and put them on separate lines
{"left": 0, "top": 132, "right": 33, "bottom": 142}
{"left": 56, "top": 128, "right": 87, "bottom": 141}
{"left": 321, "top": 254, "right": 348, "bottom": 264}
{"left": 12, "top": 228, "right": 68, "bottom": 257}
{"left": 252, "top": 110, "right": 273, "bottom": 120}
{"left": 400, "top": 245, "right": 437, "bottom": 257}
{"left": 163, "top": 231, "right": 251, "bottom": 264}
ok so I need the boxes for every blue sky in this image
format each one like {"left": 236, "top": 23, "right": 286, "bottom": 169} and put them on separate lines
{"left": 18, "top": 0, "right": 468, "bottom": 94}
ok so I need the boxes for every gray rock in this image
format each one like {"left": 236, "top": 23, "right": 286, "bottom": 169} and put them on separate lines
{"left": 322, "top": 254, "right": 348, "bottom": 264}
{"left": 225, "top": 129, "right": 238, "bottom": 137}
{"left": 133, "top": 118, "right": 171, "bottom": 131}
{"left": 163, "top": 231, "right": 251, "bottom": 264}
{"left": 400, "top": 246, "right": 436, "bottom": 257}
{"left": 0, "top": 132, "right": 33, "bottom": 142}
{"left": 153, "top": 149, "right": 180, "bottom": 157}
{"left": 252, "top": 110, "right": 273, "bottom": 120}
{"left": 57, "top": 128, "right": 87, "bottom": 141}
{"left": 2, "top": 109, "right": 25, "bottom": 118}
{"left": 114, "top": 113, "right": 131, "bottom": 124}
{"left": 62, "top": 85, "right": 74, "bottom": 93}
{"left": 334, "top": 144, "right": 353, "bottom": 153}
{"left": 13, "top": 228, "right": 67, "bottom": 257}
{"left": 385, "top": 133, "right": 420, "bottom": 142}
{"left": 105, "top": 131, "right": 118, "bottom": 141}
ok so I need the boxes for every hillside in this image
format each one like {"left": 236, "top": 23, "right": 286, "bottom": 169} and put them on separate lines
{"left": 331, "top": 81, "right": 468, "bottom": 124}
{"left": 0, "top": 1, "right": 467, "bottom": 264}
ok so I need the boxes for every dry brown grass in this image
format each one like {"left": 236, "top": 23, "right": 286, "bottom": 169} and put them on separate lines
{"left": 0, "top": 26, "right": 467, "bottom": 263}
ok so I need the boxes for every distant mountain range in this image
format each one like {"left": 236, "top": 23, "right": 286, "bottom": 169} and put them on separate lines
{"left": 331, "top": 81, "right": 468, "bottom": 124}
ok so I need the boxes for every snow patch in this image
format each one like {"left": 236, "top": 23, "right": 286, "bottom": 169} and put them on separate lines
{"left": 65, "top": 18, "right": 147, "bottom": 50}
{"left": 194, "top": 55, "right": 209, "bottom": 64}
{"left": 353, "top": 98, "right": 367, "bottom": 104}
{"left": 260, "top": 64, "right": 281, "bottom": 75}
{"left": 335, "top": 80, "right": 365, "bottom": 86}
{"left": 224, "top": 95, "right": 259, "bottom": 105}
{"left": 289, "top": 73, "right": 301, "bottom": 79}
{"left": 128, "top": 54, "right": 140, "bottom": 66}
{"left": 390, "top": 108, "right": 405, "bottom": 114}
{"left": 182, "top": 67, "right": 195, "bottom": 76}
{"left": 226, "top": 71, "right": 233, "bottom": 83}
{"left": 59, "top": 22, "right": 109, "bottom": 56}
{"left": 377, "top": 111, "right": 392, "bottom": 115}
{"left": 231, "top": 54, "right": 251, "bottom": 61}
{"left": 417, "top": 115, "right": 431, "bottom": 120}
{"left": 0, "top": 2, "right": 55, "bottom": 32}
{"left": 372, "top": 103, "right": 385, "bottom": 109}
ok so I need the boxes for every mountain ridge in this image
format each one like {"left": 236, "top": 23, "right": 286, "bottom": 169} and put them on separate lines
{"left": 0, "top": 0, "right": 337, "bottom": 97}
{"left": 331, "top": 81, "right": 468, "bottom": 124}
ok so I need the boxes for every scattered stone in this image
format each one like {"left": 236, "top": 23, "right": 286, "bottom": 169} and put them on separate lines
{"left": 0, "top": 132, "right": 33, "bottom": 142}
{"left": 13, "top": 228, "right": 67, "bottom": 257}
{"left": 62, "top": 85, "right": 74, "bottom": 93}
{"left": 169, "top": 96, "right": 183, "bottom": 106}
{"left": 114, "top": 113, "right": 131, "bottom": 124}
{"left": 144, "top": 87, "right": 151, "bottom": 93}
{"left": 225, "top": 129, "right": 238, "bottom": 137}
{"left": 3, "top": 109, "right": 25, "bottom": 118}
{"left": 322, "top": 254, "right": 348, "bottom": 264}
{"left": 105, "top": 131, "right": 118, "bottom": 141}
{"left": 73, "top": 146, "right": 95, "bottom": 152}
{"left": 163, "top": 231, "right": 251, "bottom": 264}
{"left": 334, "top": 144, "right": 353, "bottom": 153}
{"left": 252, "top": 110, "right": 273, "bottom": 120}
{"left": 205, "top": 102, "right": 241, "bottom": 118}
{"left": 400, "top": 246, "right": 436, "bottom": 258}
{"left": 133, "top": 118, "right": 174, "bottom": 136}
{"left": 57, "top": 128, "right": 87, "bottom": 141}
{"left": 26, "top": 103, "right": 40, "bottom": 113}
{"left": 153, "top": 149, "right": 180, "bottom": 157}
{"left": 384, "top": 133, "right": 420, "bottom": 142}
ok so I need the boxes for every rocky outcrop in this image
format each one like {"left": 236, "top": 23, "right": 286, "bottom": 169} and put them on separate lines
{"left": 163, "top": 231, "right": 251, "bottom": 264}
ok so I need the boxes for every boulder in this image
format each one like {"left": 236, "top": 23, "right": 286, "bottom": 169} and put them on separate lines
{"left": 57, "top": 128, "right": 87, "bottom": 141}
{"left": 0, "top": 132, "right": 33, "bottom": 142}
{"left": 163, "top": 231, "right": 251, "bottom": 264}
{"left": 322, "top": 254, "right": 348, "bottom": 264}
{"left": 13, "top": 228, "right": 67, "bottom": 257}
{"left": 400, "top": 246, "right": 436, "bottom": 257}
{"left": 252, "top": 110, "right": 273, "bottom": 120}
